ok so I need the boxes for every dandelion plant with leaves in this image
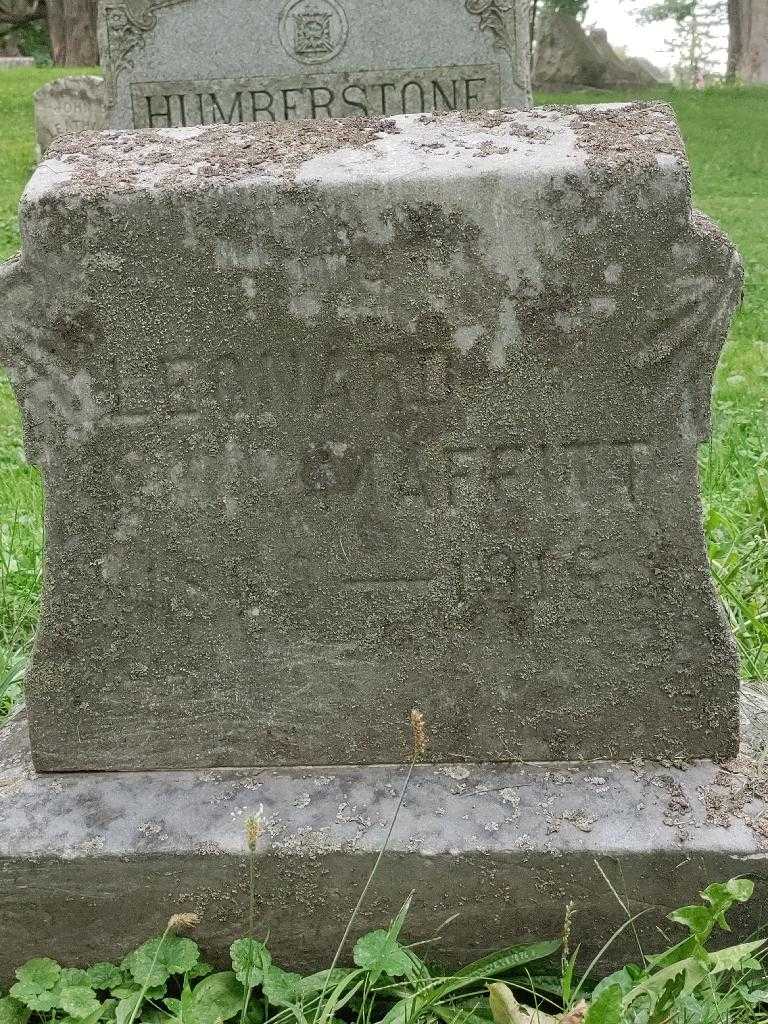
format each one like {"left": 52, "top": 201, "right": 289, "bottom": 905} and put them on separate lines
{"left": 1, "top": 879, "right": 767, "bottom": 1024}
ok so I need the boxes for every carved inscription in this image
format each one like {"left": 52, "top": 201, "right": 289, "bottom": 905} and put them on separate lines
{"left": 278, "top": 0, "right": 349, "bottom": 64}
{"left": 445, "top": 441, "right": 649, "bottom": 506}
{"left": 95, "top": 332, "right": 651, "bottom": 634}
{"left": 103, "top": 342, "right": 454, "bottom": 426}
{"left": 296, "top": 441, "right": 647, "bottom": 511}
{"left": 98, "top": 343, "right": 649, "bottom": 518}
{"left": 8, "top": 89, "right": 739, "bottom": 770}
{"left": 45, "top": 101, "right": 102, "bottom": 136}
{"left": 130, "top": 64, "right": 501, "bottom": 127}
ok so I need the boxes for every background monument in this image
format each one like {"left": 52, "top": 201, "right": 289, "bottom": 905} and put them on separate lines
{"left": 34, "top": 75, "right": 107, "bottom": 156}
{"left": 98, "top": 0, "right": 532, "bottom": 128}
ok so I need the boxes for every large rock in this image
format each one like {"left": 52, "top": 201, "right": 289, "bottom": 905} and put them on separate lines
{"left": 632, "top": 55, "right": 670, "bottom": 84}
{"left": 587, "top": 28, "right": 660, "bottom": 88}
{"left": 535, "top": 16, "right": 666, "bottom": 90}
{"left": 534, "top": 13, "right": 606, "bottom": 89}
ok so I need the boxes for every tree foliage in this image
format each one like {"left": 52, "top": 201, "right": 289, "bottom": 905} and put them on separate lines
{"left": 624, "top": 0, "right": 728, "bottom": 82}
{"left": 636, "top": 0, "right": 697, "bottom": 21}
{"left": 0, "top": 0, "right": 44, "bottom": 43}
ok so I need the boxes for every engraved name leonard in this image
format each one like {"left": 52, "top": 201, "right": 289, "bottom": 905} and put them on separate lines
{"left": 105, "top": 341, "right": 648, "bottom": 510}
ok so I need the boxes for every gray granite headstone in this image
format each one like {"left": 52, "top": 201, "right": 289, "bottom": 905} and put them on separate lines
{"left": 97, "top": 0, "right": 532, "bottom": 129}
{"left": 34, "top": 76, "right": 107, "bottom": 158}
{"left": 0, "top": 104, "right": 741, "bottom": 772}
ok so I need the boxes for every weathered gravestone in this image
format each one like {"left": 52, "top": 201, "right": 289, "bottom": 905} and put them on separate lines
{"left": 98, "top": 0, "right": 531, "bottom": 129}
{"left": 0, "top": 105, "right": 742, "bottom": 773}
{"left": 34, "top": 76, "right": 107, "bottom": 158}
{"left": 2, "top": 104, "right": 766, "bottom": 974}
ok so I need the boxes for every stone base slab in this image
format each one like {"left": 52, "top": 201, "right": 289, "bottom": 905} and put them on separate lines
{"left": 2, "top": 711, "right": 768, "bottom": 979}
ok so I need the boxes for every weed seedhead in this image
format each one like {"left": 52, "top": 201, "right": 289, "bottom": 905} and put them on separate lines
{"left": 562, "top": 899, "right": 575, "bottom": 962}
{"left": 245, "top": 804, "right": 265, "bottom": 852}
{"left": 410, "top": 708, "right": 428, "bottom": 761}
{"left": 167, "top": 912, "right": 200, "bottom": 933}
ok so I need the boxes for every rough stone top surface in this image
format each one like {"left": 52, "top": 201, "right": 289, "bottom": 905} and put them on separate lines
{"left": 37, "top": 102, "right": 685, "bottom": 197}
{"left": 34, "top": 74, "right": 105, "bottom": 100}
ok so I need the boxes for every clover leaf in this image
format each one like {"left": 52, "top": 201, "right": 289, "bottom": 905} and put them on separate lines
{"left": 59, "top": 971, "right": 92, "bottom": 990}
{"left": 15, "top": 960, "right": 61, "bottom": 991}
{"left": 59, "top": 988, "right": 102, "bottom": 1020}
{"left": 353, "top": 930, "right": 412, "bottom": 979}
{"left": 262, "top": 966, "right": 302, "bottom": 1008}
{"left": 9, "top": 958, "right": 66, "bottom": 1013}
{"left": 230, "top": 941, "right": 271, "bottom": 989}
{"left": 87, "top": 965, "right": 123, "bottom": 992}
{"left": 8, "top": 984, "right": 57, "bottom": 1013}
{"left": 126, "top": 936, "right": 200, "bottom": 986}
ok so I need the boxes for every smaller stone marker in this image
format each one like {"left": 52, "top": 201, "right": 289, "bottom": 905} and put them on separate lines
{"left": 98, "top": 0, "right": 532, "bottom": 129}
{"left": 0, "top": 103, "right": 742, "bottom": 773}
{"left": 0, "top": 55, "right": 33, "bottom": 67}
{"left": 34, "top": 76, "right": 107, "bottom": 158}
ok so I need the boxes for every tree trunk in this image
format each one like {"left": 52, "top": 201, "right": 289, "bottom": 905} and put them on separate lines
{"left": 46, "top": 0, "right": 98, "bottom": 65}
{"left": 727, "top": 0, "right": 743, "bottom": 79}
{"left": 530, "top": 0, "right": 538, "bottom": 72}
{"left": 728, "top": 0, "right": 768, "bottom": 83}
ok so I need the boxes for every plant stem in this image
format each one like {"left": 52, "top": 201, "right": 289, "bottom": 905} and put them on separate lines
{"left": 125, "top": 925, "right": 171, "bottom": 1024}
{"left": 319, "top": 756, "right": 417, "bottom": 1007}
{"left": 249, "top": 843, "right": 255, "bottom": 935}
{"left": 240, "top": 841, "right": 258, "bottom": 1024}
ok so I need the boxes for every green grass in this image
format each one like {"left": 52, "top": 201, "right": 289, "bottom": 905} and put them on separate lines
{"left": 0, "top": 67, "right": 95, "bottom": 715}
{"left": 0, "top": 77, "right": 766, "bottom": 713}
{"left": 0, "top": 66, "right": 96, "bottom": 253}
